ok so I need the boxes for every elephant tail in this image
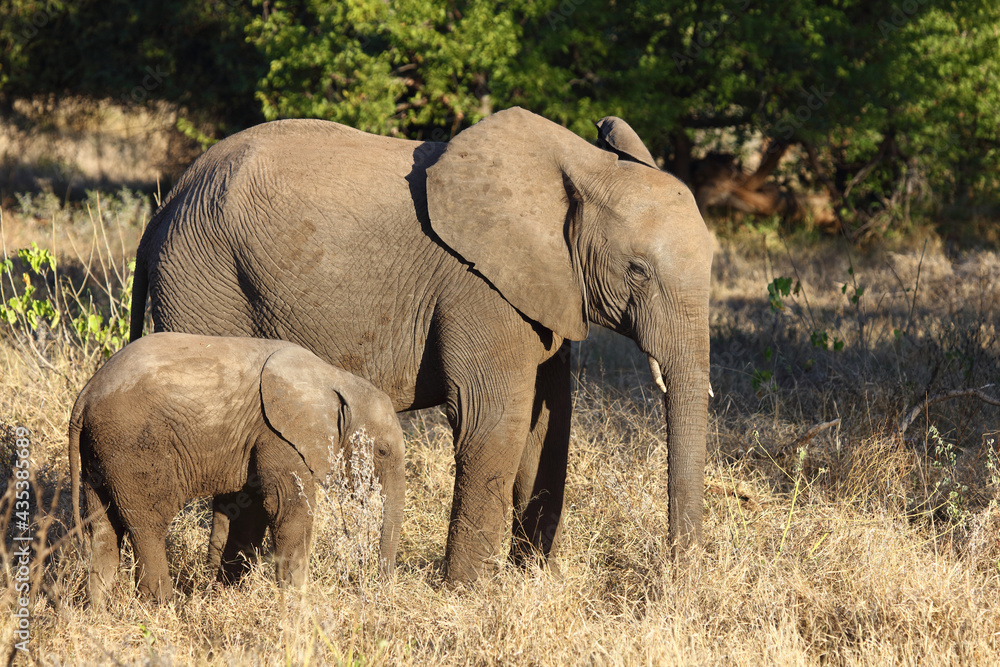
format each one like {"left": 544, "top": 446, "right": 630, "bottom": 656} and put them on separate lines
{"left": 129, "top": 254, "right": 148, "bottom": 343}
{"left": 68, "top": 412, "right": 84, "bottom": 542}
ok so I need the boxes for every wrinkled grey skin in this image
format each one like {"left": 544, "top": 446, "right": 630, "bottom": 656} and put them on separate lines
{"left": 69, "top": 332, "right": 405, "bottom": 607}
{"left": 131, "top": 107, "right": 713, "bottom": 583}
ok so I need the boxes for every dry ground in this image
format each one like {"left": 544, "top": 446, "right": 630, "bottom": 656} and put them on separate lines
{"left": 1, "top": 201, "right": 998, "bottom": 665}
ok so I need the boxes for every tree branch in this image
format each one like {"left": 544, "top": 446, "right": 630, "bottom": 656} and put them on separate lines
{"left": 788, "top": 418, "right": 841, "bottom": 452}
{"left": 842, "top": 132, "right": 896, "bottom": 201}
{"left": 741, "top": 140, "right": 788, "bottom": 192}
{"left": 898, "top": 386, "right": 1000, "bottom": 438}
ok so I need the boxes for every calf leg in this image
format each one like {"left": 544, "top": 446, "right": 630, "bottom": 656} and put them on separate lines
{"left": 129, "top": 523, "right": 172, "bottom": 603}
{"left": 84, "top": 483, "right": 124, "bottom": 609}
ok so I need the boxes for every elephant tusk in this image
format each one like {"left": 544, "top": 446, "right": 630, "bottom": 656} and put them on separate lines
{"left": 648, "top": 356, "right": 667, "bottom": 394}
{"left": 709, "top": 382, "right": 715, "bottom": 398}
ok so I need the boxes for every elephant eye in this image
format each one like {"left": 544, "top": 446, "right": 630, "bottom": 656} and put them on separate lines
{"left": 627, "top": 260, "right": 651, "bottom": 283}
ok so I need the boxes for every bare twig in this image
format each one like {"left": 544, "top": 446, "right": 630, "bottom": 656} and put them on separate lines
{"left": 899, "top": 386, "right": 1000, "bottom": 438}
{"left": 788, "top": 418, "right": 842, "bottom": 452}
{"left": 779, "top": 233, "right": 818, "bottom": 332}
{"left": 883, "top": 237, "right": 926, "bottom": 343}
{"left": 753, "top": 419, "right": 842, "bottom": 478}
{"left": 19, "top": 330, "right": 70, "bottom": 380}
{"left": 903, "top": 238, "right": 927, "bottom": 338}
{"left": 839, "top": 236, "right": 866, "bottom": 350}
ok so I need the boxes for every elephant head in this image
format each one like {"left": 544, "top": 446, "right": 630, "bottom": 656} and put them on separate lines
{"left": 260, "top": 346, "right": 406, "bottom": 572}
{"left": 426, "top": 107, "right": 712, "bottom": 553}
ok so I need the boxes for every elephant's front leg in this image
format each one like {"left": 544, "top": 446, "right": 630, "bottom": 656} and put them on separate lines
{"left": 444, "top": 367, "right": 537, "bottom": 584}
{"left": 510, "top": 341, "right": 571, "bottom": 569}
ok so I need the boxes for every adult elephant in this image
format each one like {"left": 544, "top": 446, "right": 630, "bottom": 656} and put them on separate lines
{"left": 130, "top": 107, "right": 712, "bottom": 584}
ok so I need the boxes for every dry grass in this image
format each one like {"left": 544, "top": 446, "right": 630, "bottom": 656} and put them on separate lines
{"left": 1, "top": 203, "right": 998, "bottom": 665}
{"left": 1, "top": 96, "right": 197, "bottom": 194}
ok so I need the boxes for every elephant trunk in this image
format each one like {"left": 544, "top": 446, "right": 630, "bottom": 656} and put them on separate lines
{"left": 378, "top": 467, "right": 405, "bottom": 577}
{"left": 664, "top": 367, "right": 708, "bottom": 554}
{"left": 649, "top": 322, "right": 710, "bottom": 556}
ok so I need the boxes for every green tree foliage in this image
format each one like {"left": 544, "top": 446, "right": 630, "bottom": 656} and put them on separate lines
{"left": 2, "top": 0, "right": 997, "bottom": 232}
{"left": 0, "top": 0, "right": 266, "bottom": 132}
{"left": 248, "top": 0, "right": 529, "bottom": 137}
{"left": 249, "top": 0, "right": 999, "bottom": 231}
{"left": 509, "top": 1, "right": 1000, "bottom": 221}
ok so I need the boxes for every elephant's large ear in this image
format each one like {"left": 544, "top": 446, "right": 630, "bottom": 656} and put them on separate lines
{"left": 426, "top": 107, "right": 609, "bottom": 341}
{"left": 260, "top": 346, "right": 346, "bottom": 477}
{"left": 595, "top": 117, "right": 658, "bottom": 169}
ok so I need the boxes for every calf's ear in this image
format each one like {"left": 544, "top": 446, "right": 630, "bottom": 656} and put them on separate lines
{"left": 260, "top": 347, "right": 347, "bottom": 477}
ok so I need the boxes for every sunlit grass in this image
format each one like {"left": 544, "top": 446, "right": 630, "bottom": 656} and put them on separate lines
{"left": 1, "top": 202, "right": 998, "bottom": 664}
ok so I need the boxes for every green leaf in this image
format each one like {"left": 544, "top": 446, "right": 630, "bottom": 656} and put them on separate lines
{"left": 751, "top": 368, "right": 773, "bottom": 391}
{"left": 767, "top": 277, "right": 795, "bottom": 312}
{"left": 810, "top": 331, "right": 829, "bottom": 350}
{"left": 17, "top": 242, "right": 56, "bottom": 274}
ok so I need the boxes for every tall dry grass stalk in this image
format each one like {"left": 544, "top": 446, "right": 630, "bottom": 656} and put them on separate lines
{"left": 310, "top": 427, "right": 386, "bottom": 600}
{"left": 1, "top": 203, "right": 999, "bottom": 664}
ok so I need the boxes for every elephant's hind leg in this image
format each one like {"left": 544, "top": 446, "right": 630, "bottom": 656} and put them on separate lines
{"left": 510, "top": 342, "right": 571, "bottom": 570}
{"left": 128, "top": 522, "right": 173, "bottom": 603}
{"left": 84, "top": 482, "right": 125, "bottom": 610}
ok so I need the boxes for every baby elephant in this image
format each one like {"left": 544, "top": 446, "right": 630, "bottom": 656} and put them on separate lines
{"left": 69, "top": 332, "right": 405, "bottom": 607}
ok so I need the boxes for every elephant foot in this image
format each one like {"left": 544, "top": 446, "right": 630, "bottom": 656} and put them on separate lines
{"left": 215, "top": 552, "right": 257, "bottom": 586}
